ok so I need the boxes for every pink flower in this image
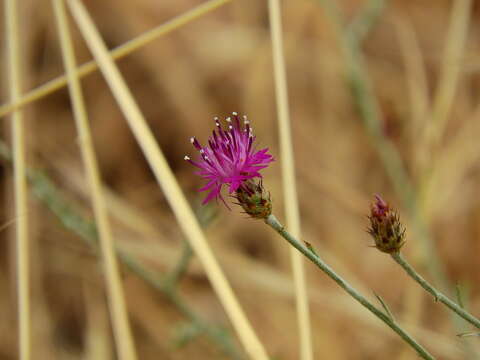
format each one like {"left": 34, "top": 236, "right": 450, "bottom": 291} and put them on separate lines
{"left": 185, "top": 113, "right": 274, "bottom": 205}
{"left": 371, "top": 194, "right": 389, "bottom": 219}
{"left": 368, "top": 194, "right": 406, "bottom": 253}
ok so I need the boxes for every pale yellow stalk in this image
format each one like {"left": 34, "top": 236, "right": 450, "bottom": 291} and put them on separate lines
{"left": 421, "top": 0, "right": 472, "bottom": 215}
{"left": 65, "top": 0, "right": 268, "bottom": 359}
{"left": 5, "top": 0, "right": 30, "bottom": 359}
{"left": 51, "top": 1, "right": 137, "bottom": 359}
{"left": 0, "top": 0, "right": 233, "bottom": 119}
{"left": 267, "top": 1, "right": 313, "bottom": 359}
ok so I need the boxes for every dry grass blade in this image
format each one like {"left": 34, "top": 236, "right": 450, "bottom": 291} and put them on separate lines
{"left": 65, "top": 0, "right": 269, "bottom": 359}
{"left": 267, "top": 0, "right": 313, "bottom": 359}
{"left": 0, "top": 0, "right": 233, "bottom": 119}
{"left": 51, "top": 0, "right": 137, "bottom": 359}
{"left": 425, "top": 0, "right": 472, "bottom": 163}
{"left": 5, "top": 0, "right": 31, "bottom": 359}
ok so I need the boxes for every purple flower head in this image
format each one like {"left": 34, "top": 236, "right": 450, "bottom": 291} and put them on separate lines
{"left": 368, "top": 194, "right": 406, "bottom": 253}
{"left": 371, "top": 194, "right": 389, "bottom": 220}
{"left": 184, "top": 112, "right": 274, "bottom": 206}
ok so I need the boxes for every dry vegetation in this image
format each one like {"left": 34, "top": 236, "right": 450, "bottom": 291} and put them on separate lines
{"left": 1, "top": 0, "right": 480, "bottom": 359}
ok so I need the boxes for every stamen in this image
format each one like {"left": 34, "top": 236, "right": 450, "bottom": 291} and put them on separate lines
{"left": 184, "top": 155, "right": 190, "bottom": 160}
{"left": 232, "top": 111, "right": 238, "bottom": 116}
{"left": 200, "top": 149, "right": 205, "bottom": 154}
{"left": 229, "top": 125, "right": 233, "bottom": 129}
{"left": 226, "top": 117, "right": 232, "bottom": 122}
{"left": 214, "top": 116, "right": 219, "bottom": 120}
{"left": 190, "top": 137, "right": 195, "bottom": 143}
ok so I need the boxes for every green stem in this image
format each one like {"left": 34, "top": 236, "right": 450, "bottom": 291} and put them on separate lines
{"left": 391, "top": 252, "right": 480, "bottom": 330}
{"left": 164, "top": 240, "right": 194, "bottom": 290}
{"left": 265, "top": 214, "right": 435, "bottom": 360}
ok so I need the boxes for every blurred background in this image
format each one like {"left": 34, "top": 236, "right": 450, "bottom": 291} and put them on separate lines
{"left": 1, "top": 0, "right": 480, "bottom": 358}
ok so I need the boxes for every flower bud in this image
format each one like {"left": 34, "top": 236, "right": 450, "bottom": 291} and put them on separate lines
{"left": 235, "top": 180, "right": 272, "bottom": 219}
{"left": 368, "top": 195, "right": 406, "bottom": 253}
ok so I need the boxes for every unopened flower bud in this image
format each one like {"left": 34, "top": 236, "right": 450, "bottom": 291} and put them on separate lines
{"left": 368, "top": 195, "right": 406, "bottom": 253}
{"left": 235, "top": 180, "right": 272, "bottom": 219}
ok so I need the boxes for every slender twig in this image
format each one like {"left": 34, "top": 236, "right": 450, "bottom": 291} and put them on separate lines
{"left": 265, "top": 214, "right": 435, "bottom": 360}
{"left": 5, "top": 1, "right": 31, "bottom": 359}
{"left": 374, "top": 292, "right": 395, "bottom": 321}
{"left": 52, "top": 1, "right": 137, "bottom": 358}
{"left": 391, "top": 252, "right": 480, "bottom": 330}
{"left": 64, "top": 2, "right": 268, "bottom": 358}
{"left": 163, "top": 240, "right": 194, "bottom": 290}
{"left": 267, "top": 1, "right": 312, "bottom": 359}
{"left": 347, "top": 0, "right": 386, "bottom": 42}
{"left": 0, "top": 0, "right": 233, "bottom": 119}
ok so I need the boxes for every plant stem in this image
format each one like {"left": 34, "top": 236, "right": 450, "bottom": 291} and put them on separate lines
{"left": 265, "top": 214, "right": 435, "bottom": 360}
{"left": 391, "top": 252, "right": 480, "bottom": 330}
{"left": 267, "top": 0, "right": 313, "bottom": 359}
{"left": 52, "top": 1, "right": 137, "bottom": 358}
{"left": 5, "top": 0, "right": 31, "bottom": 359}
{"left": 163, "top": 240, "right": 194, "bottom": 290}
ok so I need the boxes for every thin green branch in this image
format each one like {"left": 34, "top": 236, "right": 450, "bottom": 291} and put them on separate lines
{"left": 164, "top": 240, "right": 194, "bottom": 290}
{"left": 374, "top": 292, "right": 395, "bottom": 321}
{"left": 347, "top": 0, "right": 386, "bottom": 42}
{"left": 265, "top": 214, "right": 435, "bottom": 360}
{"left": 391, "top": 252, "right": 480, "bottom": 330}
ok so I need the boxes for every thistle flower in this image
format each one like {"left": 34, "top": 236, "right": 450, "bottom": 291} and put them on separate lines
{"left": 185, "top": 112, "right": 274, "bottom": 207}
{"left": 368, "top": 195, "right": 406, "bottom": 253}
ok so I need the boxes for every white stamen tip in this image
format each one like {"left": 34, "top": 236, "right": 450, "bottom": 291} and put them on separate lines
{"left": 190, "top": 137, "right": 195, "bottom": 143}
{"left": 226, "top": 117, "right": 231, "bottom": 122}
{"left": 214, "top": 116, "right": 219, "bottom": 120}
{"left": 229, "top": 125, "right": 233, "bottom": 129}
{"left": 244, "top": 120, "right": 250, "bottom": 124}
{"left": 200, "top": 149, "right": 205, "bottom": 154}
{"left": 215, "top": 122, "right": 220, "bottom": 127}
{"left": 184, "top": 155, "right": 190, "bottom": 160}
{"left": 232, "top": 111, "right": 238, "bottom": 116}
{"left": 243, "top": 115, "right": 247, "bottom": 120}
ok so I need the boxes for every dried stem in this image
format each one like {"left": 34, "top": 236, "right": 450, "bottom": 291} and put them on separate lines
{"left": 0, "top": 0, "right": 233, "bottom": 119}
{"left": 265, "top": 214, "right": 435, "bottom": 360}
{"left": 65, "top": 1, "right": 268, "bottom": 358}
{"left": 267, "top": 0, "right": 312, "bottom": 359}
{"left": 51, "top": 0, "right": 137, "bottom": 358}
{"left": 391, "top": 252, "right": 480, "bottom": 330}
{"left": 5, "top": 1, "right": 31, "bottom": 359}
